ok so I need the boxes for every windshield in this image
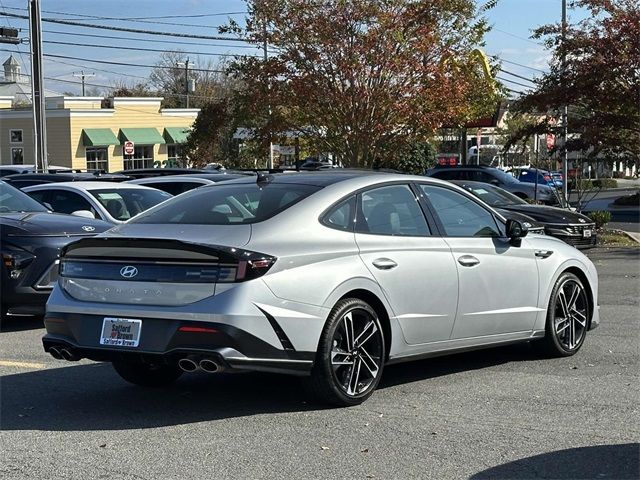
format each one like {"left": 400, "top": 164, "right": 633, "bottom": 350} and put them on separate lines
{"left": 0, "top": 181, "right": 49, "bottom": 213}
{"left": 131, "top": 183, "right": 321, "bottom": 225}
{"left": 460, "top": 183, "right": 528, "bottom": 207}
{"left": 492, "top": 169, "right": 519, "bottom": 184}
{"left": 90, "top": 188, "right": 172, "bottom": 221}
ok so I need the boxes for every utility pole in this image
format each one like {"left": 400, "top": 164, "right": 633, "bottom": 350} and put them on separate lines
{"left": 176, "top": 58, "right": 194, "bottom": 108}
{"left": 72, "top": 71, "right": 95, "bottom": 96}
{"left": 263, "top": 21, "right": 273, "bottom": 170}
{"left": 561, "top": 0, "right": 569, "bottom": 202}
{"left": 28, "top": 0, "right": 47, "bottom": 173}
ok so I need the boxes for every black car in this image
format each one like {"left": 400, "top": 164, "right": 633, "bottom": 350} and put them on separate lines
{"left": 3, "top": 172, "right": 130, "bottom": 189}
{"left": 114, "top": 168, "right": 210, "bottom": 179}
{"left": 427, "top": 165, "right": 561, "bottom": 205}
{"left": 0, "top": 181, "right": 112, "bottom": 318}
{"left": 452, "top": 180, "right": 597, "bottom": 248}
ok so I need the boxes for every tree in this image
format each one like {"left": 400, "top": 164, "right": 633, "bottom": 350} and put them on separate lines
{"left": 508, "top": 0, "right": 640, "bottom": 162}
{"left": 149, "top": 51, "right": 235, "bottom": 108}
{"left": 228, "top": 0, "right": 502, "bottom": 168}
{"left": 110, "top": 80, "right": 155, "bottom": 98}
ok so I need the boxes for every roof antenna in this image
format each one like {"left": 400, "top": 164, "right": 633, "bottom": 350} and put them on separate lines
{"left": 256, "top": 171, "right": 273, "bottom": 186}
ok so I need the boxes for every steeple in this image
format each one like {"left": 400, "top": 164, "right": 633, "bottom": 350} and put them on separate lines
{"left": 3, "top": 55, "right": 22, "bottom": 83}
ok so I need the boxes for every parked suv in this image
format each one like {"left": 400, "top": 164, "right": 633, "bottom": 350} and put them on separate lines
{"left": 426, "top": 165, "right": 560, "bottom": 205}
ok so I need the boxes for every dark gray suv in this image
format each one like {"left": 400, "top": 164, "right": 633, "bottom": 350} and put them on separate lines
{"left": 427, "top": 165, "right": 560, "bottom": 205}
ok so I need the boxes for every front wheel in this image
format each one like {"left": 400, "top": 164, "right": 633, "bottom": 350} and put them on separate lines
{"left": 534, "top": 272, "right": 590, "bottom": 357}
{"left": 306, "top": 298, "right": 385, "bottom": 406}
{"left": 112, "top": 359, "right": 183, "bottom": 387}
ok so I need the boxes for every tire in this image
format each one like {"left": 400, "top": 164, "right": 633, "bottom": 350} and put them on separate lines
{"left": 112, "top": 359, "right": 183, "bottom": 387}
{"left": 534, "top": 272, "right": 590, "bottom": 357}
{"left": 305, "top": 298, "right": 385, "bottom": 407}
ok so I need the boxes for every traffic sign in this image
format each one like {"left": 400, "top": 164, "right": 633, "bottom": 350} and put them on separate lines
{"left": 123, "top": 141, "right": 134, "bottom": 155}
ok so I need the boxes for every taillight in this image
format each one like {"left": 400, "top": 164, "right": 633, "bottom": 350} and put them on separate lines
{"left": 2, "top": 245, "right": 35, "bottom": 279}
{"left": 544, "top": 175, "right": 552, "bottom": 181}
{"left": 236, "top": 256, "right": 276, "bottom": 281}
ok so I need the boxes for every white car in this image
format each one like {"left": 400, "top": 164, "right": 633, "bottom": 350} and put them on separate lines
{"left": 127, "top": 173, "right": 245, "bottom": 196}
{"left": 23, "top": 181, "right": 172, "bottom": 224}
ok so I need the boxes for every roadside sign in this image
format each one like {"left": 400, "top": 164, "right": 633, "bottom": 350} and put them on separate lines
{"left": 123, "top": 141, "right": 134, "bottom": 155}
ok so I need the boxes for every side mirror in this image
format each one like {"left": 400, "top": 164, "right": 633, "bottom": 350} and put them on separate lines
{"left": 489, "top": 179, "right": 500, "bottom": 186}
{"left": 506, "top": 219, "right": 528, "bottom": 245}
{"left": 71, "top": 210, "right": 96, "bottom": 219}
{"left": 43, "top": 202, "right": 53, "bottom": 211}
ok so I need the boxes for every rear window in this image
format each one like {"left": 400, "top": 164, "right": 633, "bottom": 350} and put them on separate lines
{"left": 131, "top": 183, "right": 321, "bottom": 225}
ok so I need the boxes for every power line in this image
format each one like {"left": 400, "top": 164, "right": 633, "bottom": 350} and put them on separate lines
{"left": 2, "top": 5, "right": 247, "bottom": 25}
{"left": 44, "top": 40, "right": 259, "bottom": 58}
{"left": 0, "top": 11, "right": 249, "bottom": 42}
{"left": 490, "top": 54, "right": 547, "bottom": 73}
{"left": 43, "top": 57, "right": 149, "bottom": 81}
{"left": 496, "top": 76, "right": 534, "bottom": 89}
{"left": 0, "top": 48, "right": 229, "bottom": 73}
{"left": 498, "top": 68, "right": 537, "bottom": 84}
{"left": 41, "top": 29, "right": 260, "bottom": 50}
{"left": 493, "top": 28, "right": 543, "bottom": 46}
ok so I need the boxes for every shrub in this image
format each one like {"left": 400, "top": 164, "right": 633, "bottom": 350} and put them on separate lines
{"left": 587, "top": 210, "right": 612, "bottom": 228}
{"left": 593, "top": 178, "right": 618, "bottom": 189}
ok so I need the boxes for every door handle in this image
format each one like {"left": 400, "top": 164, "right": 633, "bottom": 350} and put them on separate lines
{"left": 534, "top": 250, "right": 554, "bottom": 259}
{"left": 372, "top": 258, "right": 398, "bottom": 270}
{"left": 457, "top": 255, "right": 480, "bottom": 267}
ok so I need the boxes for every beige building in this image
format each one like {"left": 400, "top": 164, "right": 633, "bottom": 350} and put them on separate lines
{"left": 0, "top": 95, "right": 199, "bottom": 172}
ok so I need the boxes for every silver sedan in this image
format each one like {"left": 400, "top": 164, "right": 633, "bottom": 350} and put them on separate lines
{"left": 43, "top": 172, "right": 599, "bottom": 406}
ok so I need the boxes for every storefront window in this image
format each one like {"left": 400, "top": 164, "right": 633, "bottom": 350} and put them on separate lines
{"left": 86, "top": 147, "right": 109, "bottom": 172}
{"left": 10, "top": 129, "right": 23, "bottom": 143}
{"left": 124, "top": 145, "right": 154, "bottom": 170}
{"left": 167, "top": 144, "right": 184, "bottom": 168}
{"left": 11, "top": 147, "right": 23, "bottom": 165}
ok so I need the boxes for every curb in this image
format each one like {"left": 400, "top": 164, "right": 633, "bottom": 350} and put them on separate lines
{"left": 622, "top": 231, "right": 640, "bottom": 244}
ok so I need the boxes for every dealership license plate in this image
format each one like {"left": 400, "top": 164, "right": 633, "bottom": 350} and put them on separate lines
{"left": 583, "top": 229, "right": 592, "bottom": 238}
{"left": 100, "top": 318, "right": 142, "bottom": 347}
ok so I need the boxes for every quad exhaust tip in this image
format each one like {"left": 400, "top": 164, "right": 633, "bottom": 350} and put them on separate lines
{"left": 199, "top": 358, "right": 220, "bottom": 373}
{"left": 59, "top": 348, "right": 80, "bottom": 361}
{"left": 49, "top": 346, "right": 63, "bottom": 360}
{"left": 178, "top": 357, "right": 199, "bottom": 372}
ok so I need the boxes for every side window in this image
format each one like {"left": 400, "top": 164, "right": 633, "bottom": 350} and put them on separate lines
{"left": 431, "top": 170, "right": 457, "bottom": 181}
{"left": 420, "top": 185, "right": 501, "bottom": 237}
{"left": 475, "top": 171, "right": 498, "bottom": 184}
{"left": 147, "top": 182, "right": 185, "bottom": 196}
{"left": 356, "top": 185, "right": 430, "bottom": 236}
{"left": 26, "top": 190, "right": 47, "bottom": 204}
{"left": 322, "top": 196, "right": 355, "bottom": 231}
{"left": 48, "top": 190, "right": 95, "bottom": 216}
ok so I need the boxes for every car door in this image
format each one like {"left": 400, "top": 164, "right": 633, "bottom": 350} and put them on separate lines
{"left": 354, "top": 183, "right": 458, "bottom": 344}
{"left": 419, "top": 183, "right": 540, "bottom": 339}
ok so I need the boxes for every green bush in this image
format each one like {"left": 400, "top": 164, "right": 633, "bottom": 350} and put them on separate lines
{"left": 571, "top": 178, "right": 618, "bottom": 190}
{"left": 587, "top": 210, "right": 612, "bottom": 228}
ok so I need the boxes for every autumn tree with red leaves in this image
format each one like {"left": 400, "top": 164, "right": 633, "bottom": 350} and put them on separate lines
{"left": 509, "top": 0, "right": 640, "bottom": 162}
{"left": 227, "top": 0, "right": 501, "bottom": 168}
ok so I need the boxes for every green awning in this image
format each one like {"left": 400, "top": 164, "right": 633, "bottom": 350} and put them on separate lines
{"left": 82, "top": 128, "right": 119, "bottom": 147}
{"left": 118, "top": 128, "right": 165, "bottom": 145}
{"left": 163, "top": 127, "right": 191, "bottom": 144}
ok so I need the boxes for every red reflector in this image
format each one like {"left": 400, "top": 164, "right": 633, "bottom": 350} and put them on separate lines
{"left": 251, "top": 259, "right": 273, "bottom": 269}
{"left": 178, "top": 326, "right": 218, "bottom": 333}
{"left": 544, "top": 175, "right": 551, "bottom": 181}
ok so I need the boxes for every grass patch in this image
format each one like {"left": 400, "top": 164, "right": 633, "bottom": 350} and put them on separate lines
{"left": 597, "top": 228, "right": 639, "bottom": 247}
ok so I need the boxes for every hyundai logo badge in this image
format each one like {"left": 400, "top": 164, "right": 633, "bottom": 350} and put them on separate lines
{"left": 120, "top": 266, "right": 138, "bottom": 278}
{"left": 81, "top": 225, "right": 95, "bottom": 232}
{"left": 578, "top": 218, "right": 586, "bottom": 223}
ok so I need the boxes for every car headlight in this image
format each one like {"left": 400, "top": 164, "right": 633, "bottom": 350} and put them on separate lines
{"left": 1, "top": 244, "right": 35, "bottom": 279}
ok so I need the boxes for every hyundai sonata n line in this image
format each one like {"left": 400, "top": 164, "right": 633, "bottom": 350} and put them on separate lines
{"left": 42, "top": 172, "right": 599, "bottom": 406}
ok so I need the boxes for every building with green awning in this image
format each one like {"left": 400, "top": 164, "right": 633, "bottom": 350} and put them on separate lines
{"left": 118, "top": 128, "right": 166, "bottom": 145}
{"left": 163, "top": 127, "right": 191, "bottom": 144}
{"left": 81, "top": 128, "right": 119, "bottom": 147}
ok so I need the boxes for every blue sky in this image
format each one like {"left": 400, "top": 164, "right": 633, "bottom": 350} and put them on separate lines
{"left": 0, "top": 0, "right": 588, "bottom": 96}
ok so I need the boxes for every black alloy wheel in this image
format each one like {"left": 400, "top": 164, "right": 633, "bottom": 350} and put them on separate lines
{"left": 307, "top": 298, "right": 385, "bottom": 406}
{"left": 536, "top": 272, "right": 589, "bottom": 357}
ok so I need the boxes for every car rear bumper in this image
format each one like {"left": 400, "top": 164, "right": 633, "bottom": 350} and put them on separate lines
{"left": 43, "top": 280, "right": 324, "bottom": 375}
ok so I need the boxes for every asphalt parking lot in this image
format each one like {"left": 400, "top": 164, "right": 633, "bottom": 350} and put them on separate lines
{"left": 1, "top": 247, "right": 638, "bottom": 480}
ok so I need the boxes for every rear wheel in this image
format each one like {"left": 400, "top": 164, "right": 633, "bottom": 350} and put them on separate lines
{"left": 112, "top": 359, "right": 183, "bottom": 387}
{"left": 535, "top": 272, "right": 589, "bottom": 357}
{"left": 306, "top": 298, "right": 385, "bottom": 406}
